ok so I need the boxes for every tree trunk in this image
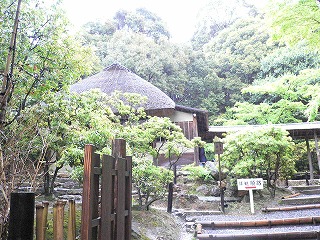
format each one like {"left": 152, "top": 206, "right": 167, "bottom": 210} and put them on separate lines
{"left": 0, "top": 0, "right": 22, "bottom": 129}
{"left": 306, "top": 138, "right": 314, "bottom": 180}
{"left": 43, "top": 162, "right": 50, "bottom": 195}
{"left": 49, "top": 164, "right": 63, "bottom": 194}
{"left": 0, "top": 2, "right": 22, "bottom": 236}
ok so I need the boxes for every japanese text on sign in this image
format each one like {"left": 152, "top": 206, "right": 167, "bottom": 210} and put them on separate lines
{"left": 237, "top": 178, "right": 263, "bottom": 190}
{"left": 214, "top": 142, "right": 223, "bottom": 154}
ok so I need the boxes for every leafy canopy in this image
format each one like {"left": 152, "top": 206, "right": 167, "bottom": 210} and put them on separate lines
{"left": 222, "top": 126, "right": 295, "bottom": 196}
{"left": 267, "top": 0, "right": 320, "bottom": 49}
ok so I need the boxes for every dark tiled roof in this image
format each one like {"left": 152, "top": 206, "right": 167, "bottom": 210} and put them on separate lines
{"left": 207, "top": 122, "right": 320, "bottom": 140}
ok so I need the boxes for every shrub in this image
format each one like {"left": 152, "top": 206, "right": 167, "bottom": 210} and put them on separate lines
{"left": 132, "top": 158, "right": 173, "bottom": 210}
{"left": 182, "top": 164, "right": 214, "bottom": 183}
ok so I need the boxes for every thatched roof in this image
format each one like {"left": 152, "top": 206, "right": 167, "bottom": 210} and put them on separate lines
{"left": 70, "top": 63, "right": 175, "bottom": 114}
{"left": 71, "top": 63, "right": 210, "bottom": 137}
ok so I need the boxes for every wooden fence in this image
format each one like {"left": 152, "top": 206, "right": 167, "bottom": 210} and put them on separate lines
{"left": 81, "top": 139, "right": 132, "bottom": 240}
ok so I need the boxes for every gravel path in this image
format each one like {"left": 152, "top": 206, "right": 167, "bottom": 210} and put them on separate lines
{"left": 192, "top": 208, "right": 320, "bottom": 236}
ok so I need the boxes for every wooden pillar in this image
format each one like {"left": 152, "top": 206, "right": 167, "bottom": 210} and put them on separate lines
{"left": 306, "top": 138, "right": 314, "bottom": 180}
{"left": 81, "top": 145, "right": 100, "bottom": 240}
{"left": 193, "top": 114, "right": 200, "bottom": 165}
{"left": 314, "top": 131, "right": 320, "bottom": 172}
{"left": 112, "top": 139, "right": 127, "bottom": 240}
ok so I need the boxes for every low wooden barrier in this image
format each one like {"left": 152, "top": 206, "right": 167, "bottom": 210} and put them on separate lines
{"left": 197, "top": 231, "right": 320, "bottom": 240}
{"left": 262, "top": 204, "right": 320, "bottom": 212}
{"left": 35, "top": 199, "right": 76, "bottom": 240}
{"left": 197, "top": 216, "right": 320, "bottom": 229}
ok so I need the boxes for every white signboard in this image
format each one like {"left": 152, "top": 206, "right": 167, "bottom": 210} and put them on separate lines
{"left": 237, "top": 178, "right": 264, "bottom": 214}
{"left": 237, "top": 178, "right": 263, "bottom": 191}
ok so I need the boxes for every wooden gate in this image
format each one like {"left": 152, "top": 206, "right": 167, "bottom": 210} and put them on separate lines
{"left": 81, "top": 139, "right": 132, "bottom": 240}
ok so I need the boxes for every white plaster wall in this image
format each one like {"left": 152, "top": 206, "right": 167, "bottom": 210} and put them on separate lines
{"left": 170, "top": 111, "right": 193, "bottom": 122}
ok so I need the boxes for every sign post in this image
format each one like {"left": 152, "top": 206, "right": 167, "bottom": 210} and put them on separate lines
{"left": 214, "top": 141, "right": 224, "bottom": 213}
{"left": 237, "top": 178, "right": 263, "bottom": 214}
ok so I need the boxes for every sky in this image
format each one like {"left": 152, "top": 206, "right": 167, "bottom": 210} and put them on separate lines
{"left": 62, "top": 0, "right": 208, "bottom": 42}
{"left": 62, "top": 0, "right": 268, "bottom": 43}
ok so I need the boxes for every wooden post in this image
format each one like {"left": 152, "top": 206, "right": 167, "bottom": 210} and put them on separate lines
{"left": 42, "top": 201, "right": 49, "bottom": 238}
{"left": 53, "top": 201, "right": 66, "bottom": 240}
{"left": 218, "top": 152, "right": 225, "bottom": 214}
{"left": 306, "top": 138, "right": 314, "bottom": 181}
{"left": 314, "top": 131, "right": 320, "bottom": 172}
{"left": 193, "top": 114, "right": 200, "bottom": 165}
{"left": 8, "top": 192, "right": 35, "bottom": 240}
{"left": 67, "top": 199, "right": 76, "bottom": 240}
{"left": 167, "top": 182, "right": 174, "bottom": 213}
{"left": 113, "top": 139, "right": 126, "bottom": 240}
{"left": 112, "top": 138, "right": 126, "bottom": 158}
{"left": 173, "top": 163, "right": 177, "bottom": 184}
{"left": 81, "top": 144, "right": 100, "bottom": 240}
{"left": 215, "top": 141, "right": 225, "bottom": 213}
{"left": 101, "top": 155, "right": 115, "bottom": 239}
{"left": 125, "top": 155, "right": 132, "bottom": 240}
{"left": 36, "top": 204, "right": 45, "bottom": 240}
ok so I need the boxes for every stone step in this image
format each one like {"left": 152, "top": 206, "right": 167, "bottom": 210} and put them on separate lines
{"left": 198, "top": 196, "right": 241, "bottom": 203}
{"left": 53, "top": 187, "right": 83, "bottom": 196}
{"left": 291, "top": 185, "right": 320, "bottom": 191}
{"left": 281, "top": 195, "right": 320, "bottom": 205}
{"left": 300, "top": 189, "right": 320, "bottom": 195}
{"left": 184, "top": 210, "right": 222, "bottom": 217}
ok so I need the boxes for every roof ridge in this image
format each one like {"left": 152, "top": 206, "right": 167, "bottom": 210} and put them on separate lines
{"left": 104, "top": 63, "right": 132, "bottom": 72}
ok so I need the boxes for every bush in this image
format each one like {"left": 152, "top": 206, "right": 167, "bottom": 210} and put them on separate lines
{"left": 182, "top": 164, "right": 214, "bottom": 183}
{"left": 132, "top": 158, "right": 173, "bottom": 210}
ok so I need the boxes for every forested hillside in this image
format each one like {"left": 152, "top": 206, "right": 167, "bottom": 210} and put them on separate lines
{"left": 78, "top": 0, "right": 320, "bottom": 125}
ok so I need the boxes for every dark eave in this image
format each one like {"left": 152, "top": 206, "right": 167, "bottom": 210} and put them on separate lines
{"left": 202, "top": 122, "right": 320, "bottom": 141}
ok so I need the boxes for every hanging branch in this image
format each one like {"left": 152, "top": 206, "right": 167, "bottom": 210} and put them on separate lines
{"left": 0, "top": 0, "right": 22, "bottom": 129}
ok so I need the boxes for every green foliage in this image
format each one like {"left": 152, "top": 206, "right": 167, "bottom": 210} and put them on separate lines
{"left": 204, "top": 143, "right": 215, "bottom": 161}
{"left": 218, "top": 67, "right": 320, "bottom": 125}
{"left": 113, "top": 8, "right": 171, "bottom": 41}
{"left": 0, "top": 1, "right": 96, "bottom": 233}
{"left": 101, "top": 30, "right": 189, "bottom": 101}
{"left": 78, "top": 9, "right": 188, "bottom": 103}
{"left": 70, "top": 166, "right": 84, "bottom": 183}
{"left": 122, "top": 115, "right": 198, "bottom": 168}
{"left": 222, "top": 126, "right": 296, "bottom": 196}
{"left": 259, "top": 42, "right": 320, "bottom": 78}
{"left": 267, "top": 0, "right": 320, "bottom": 49}
{"left": 191, "top": 0, "right": 259, "bottom": 50}
{"left": 217, "top": 100, "right": 307, "bottom": 125}
{"left": 182, "top": 164, "right": 214, "bottom": 183}
{"left": 132, "top": 158, "right": 173, "bottom": 210}
{"left": 204, "top": 18, "right": 278, "bottom": 84}
{"left": 176, "top": 50, "right": 212, "bottom": 107}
